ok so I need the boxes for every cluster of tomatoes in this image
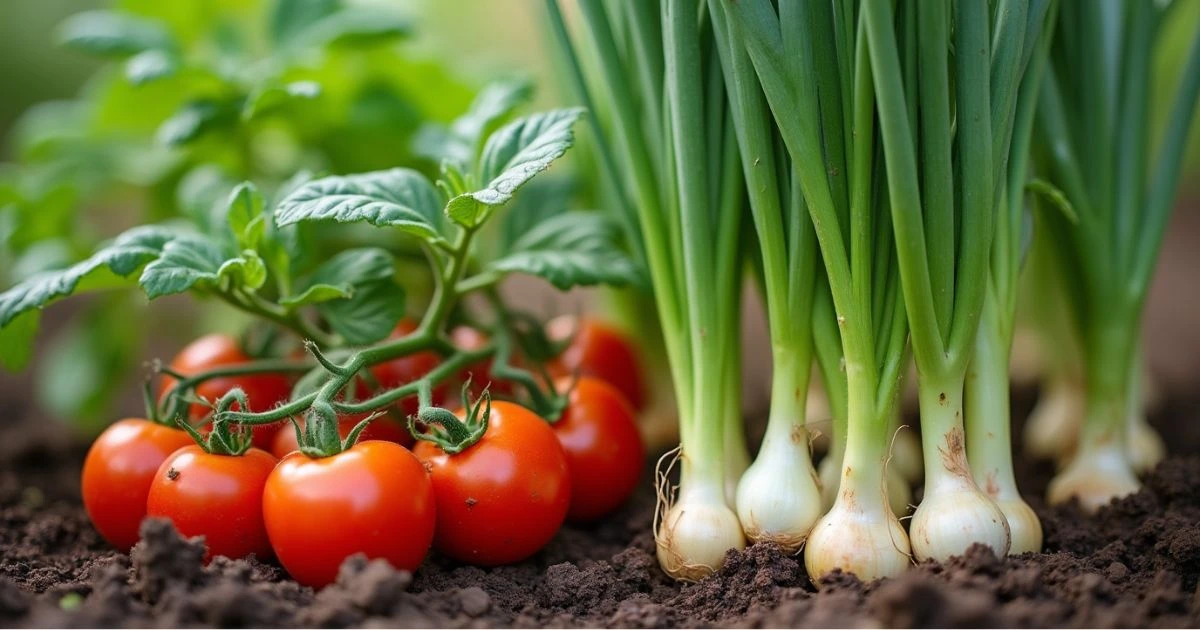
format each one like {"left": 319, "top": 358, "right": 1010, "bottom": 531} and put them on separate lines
{"left": 80, "top": 316, "right": 646, "bottom": 588}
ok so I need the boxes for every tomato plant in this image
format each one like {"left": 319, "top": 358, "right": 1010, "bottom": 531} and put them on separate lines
{"left": 552, "top": 377, "right": 644, "bottom": 521}
{"left": 357, "top": 319, "right": 444, "bottom": 416}
{"left": 2, "top": 74, "right": 641, "bottom": 583}
{"left": 413, "top": 399, "right": 570, "bottom": 566}
{"left": 146, "top": 445, "right": 277, "bottom": 561}
{"left": 547, "top": 316, "right": 646, "bottom": 411}
{"left": 160, "top": 334, "right": 292, "bottom": 449}
{"left": 80, "top": 418, "right": 195, "bottom": 550}
{"left": 263, "top": 441, "right": 436, "bottom": 588}
{"left": 269, "top": 414, "right": 412, "bottom": 460}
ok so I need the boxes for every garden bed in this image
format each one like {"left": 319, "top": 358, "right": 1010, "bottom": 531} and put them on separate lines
{"left": 2, "top": 387, "right": 1199, "bottom": 628}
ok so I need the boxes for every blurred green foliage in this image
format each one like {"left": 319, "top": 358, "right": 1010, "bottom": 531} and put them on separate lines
{"left": 0, "top": 0, "right": 479, "bottom": 429}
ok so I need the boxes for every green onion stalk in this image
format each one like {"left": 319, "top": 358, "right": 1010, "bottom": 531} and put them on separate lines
{"left": 813, "top": 288, "right": 914, "bottom": 522}
{"left": 1019, "top": 221, "right": 1086, "bottom": 464}
{"left": 726, "top": 0, "right": 913, "bottom": 580}
{"left": 1124, "top": 343, "right": 1166, "bottom": 474}
{"left": 546, "top": 0, "right": 751, "bottom": 580}
{"left": 1034, "top": 0, "right": 1200, "bottom": 511}
{"left": 1021, "top": 240, "right": 1164, "bottom": 473}
{"left": 963, "top": 0, "right": 1060, "bottom": 555}
{"left": 864, "top": 0, "right": 1053, "bottom": 562}
{"left": 710, "top": 2, "right": 824, "bottom": 551}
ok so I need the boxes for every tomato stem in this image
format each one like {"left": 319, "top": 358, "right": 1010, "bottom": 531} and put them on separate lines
{"left": 484, "top": 297, "right": 568, "bottom": 422}
{"left": 219, "top": 223, "right": 487, "bottom": 457}
{"left": 411, "top": 388, "right": 491, "bottom": 455}
{"left": 156, "top": 358, "right": 314, "bottom": 425}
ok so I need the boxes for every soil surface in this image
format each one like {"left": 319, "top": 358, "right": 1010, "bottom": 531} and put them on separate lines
{"left": 0, "top": 383, "right": 1199, "bottom": 629}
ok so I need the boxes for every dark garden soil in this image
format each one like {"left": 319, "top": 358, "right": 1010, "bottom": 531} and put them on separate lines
{"left": 0, "top": 380, "right": 1199, "bottom": 629}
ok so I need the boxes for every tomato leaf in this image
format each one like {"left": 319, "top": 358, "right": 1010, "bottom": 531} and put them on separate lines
{"left": 125, "top": 49, "right": 177, "bottom": 85}
{"left": 413, "top": 79, "right": 534, "bottom": 167}
{"left": 157, "top": 101, "right": 229, "bottom": 147}
{"left": 487, "top": 212, "right": 642, "bottom": 290}
{"left": 242, "top": 81, "right": 322, "bottom": 121}
{"left": 446, "top": 108, "right": 584, "bottom": 228}
{"left": 281, "top": 248, "right": 395, "bottom": 307}
{"left": 57, "top": 10, "right": 174, "bottom": 58}
{"left": 226, "top": 182, "right": 266, "bottom": 251}
{"left": 274, "top": 168, "right": 446, "bottom": 243}
{"left": 294, "top": 248, "right": 405, "bottom": 344}
{"left": 0, "top": 225, "right": 175, "bottom": 329}
{"left": 496, "top": 176, "right": 575, "bottom": 255}
{"left": 269, "top": 0, "right": 340, "bottom": 47}
{"left": 279, "top": 283, "right": 350, "bottom": 306}
{"left": 219, "top": 250, "right": 268, "bottom": 292}
{"left": 139, "top": 236, "right": 266, "bottom": 298}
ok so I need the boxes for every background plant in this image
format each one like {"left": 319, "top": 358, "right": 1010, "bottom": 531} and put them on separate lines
{"left": 1035, "top": 0, "right": 1200, "bottom": 511}
{"left": 0, "top": 0, "right": 477, "bottom": 427}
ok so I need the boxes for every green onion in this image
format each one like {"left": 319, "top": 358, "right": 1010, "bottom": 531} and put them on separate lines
{"left": 546, "top": 0, "right": 749, "bottom": 580}
{"left": 962, "top": 0, "right": 1060, "bottom": 555}
{"left": 1019, "top": 226, "right": 1086, "bottom": 464}
{"left": 709, "top": 2, "right": 824, "bottom": 551}
{"left": 863, "top": 0, "right": 1054, "bottom": 563}
{"left": 1035, "top": 0, "right": 1200, "bottom": 512}
{"left": 726, "top": 0, "right": 914, "bottom": 580}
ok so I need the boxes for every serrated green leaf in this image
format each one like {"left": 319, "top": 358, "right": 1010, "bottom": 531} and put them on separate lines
{"left": 139, "top": 235, "right": 267, "bottom": 298}
{"left": 278, "top": 283, "right": 350, "bottom": 306}
{"left": 242, "top": 81, "right": 322, "bottom": 121}
{"left": 0, "top": 311, "right": 39, "bottom": 372}
{"left": 125, "top": 49, "right": 177, "bottom": 85}
{"left": 274, "top": 169, "right": 445, "bottom": 242}
{"left": 298, "top": 248, "right": 405, "bottom": 344}
{"left": 218, "top": 250, "right": 267, "bottom": 291}
{"left": 487, "top": 212, "right": 641, "bottom": 290}
{"left": 497, "top": 176, "right": 575, "bottom": 255}
{"left": 281, "top": 247, "right": 395, "bottom": 306}
{"left": 319, "top": 279, "right": 405, "bottom": 345}
{"left": 444, "top": 194, "right": 490, "bottom": 229}
{"left": 263, "top": 171, "right": 315, "bottom": 281}
{"left": 157, "top": 101, "right": 227, "bottom": 147}
{"left": 58, "top": 10, "right": 174, "bottom": 57}
{"left": 450, "top": 109, "right": 583, "bottom": 223}
{"left": 226, "top": 182, "right": 265, "bottom": 250}
{"left": 0, "top": 225, "right": 175, "bottom": 329}
{"left": 138, "top": 235, "right": 226, "bottom": 298}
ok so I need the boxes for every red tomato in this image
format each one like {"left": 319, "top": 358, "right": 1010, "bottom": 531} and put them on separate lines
{"left": 552, "top": 377, "right": 645, "bottom": 521}
{"left": 450, "top": 326, "right": 513, "bottom": 396}
{"left": 146, "top": 445, "right": 277, "bottom": 561}
{"left": 413, "top": 401, "right": 570, "bottom": 566}
{"left": 547, "top": 316, "right": 646, "bottom": 411}
{"left": 159, "top": 334, "right": 292, "bottom": 449}
{"left": 358, "top": 319, "right": 443, "bottom": 417}
{"left": 263, "top": 441, "right": 436, "bottom": 588}
{"left": 269, "top": 414, "right": 413, "bottom": 460}
{"left": 80, "top": 418, "right": 194, "bottom": 550}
